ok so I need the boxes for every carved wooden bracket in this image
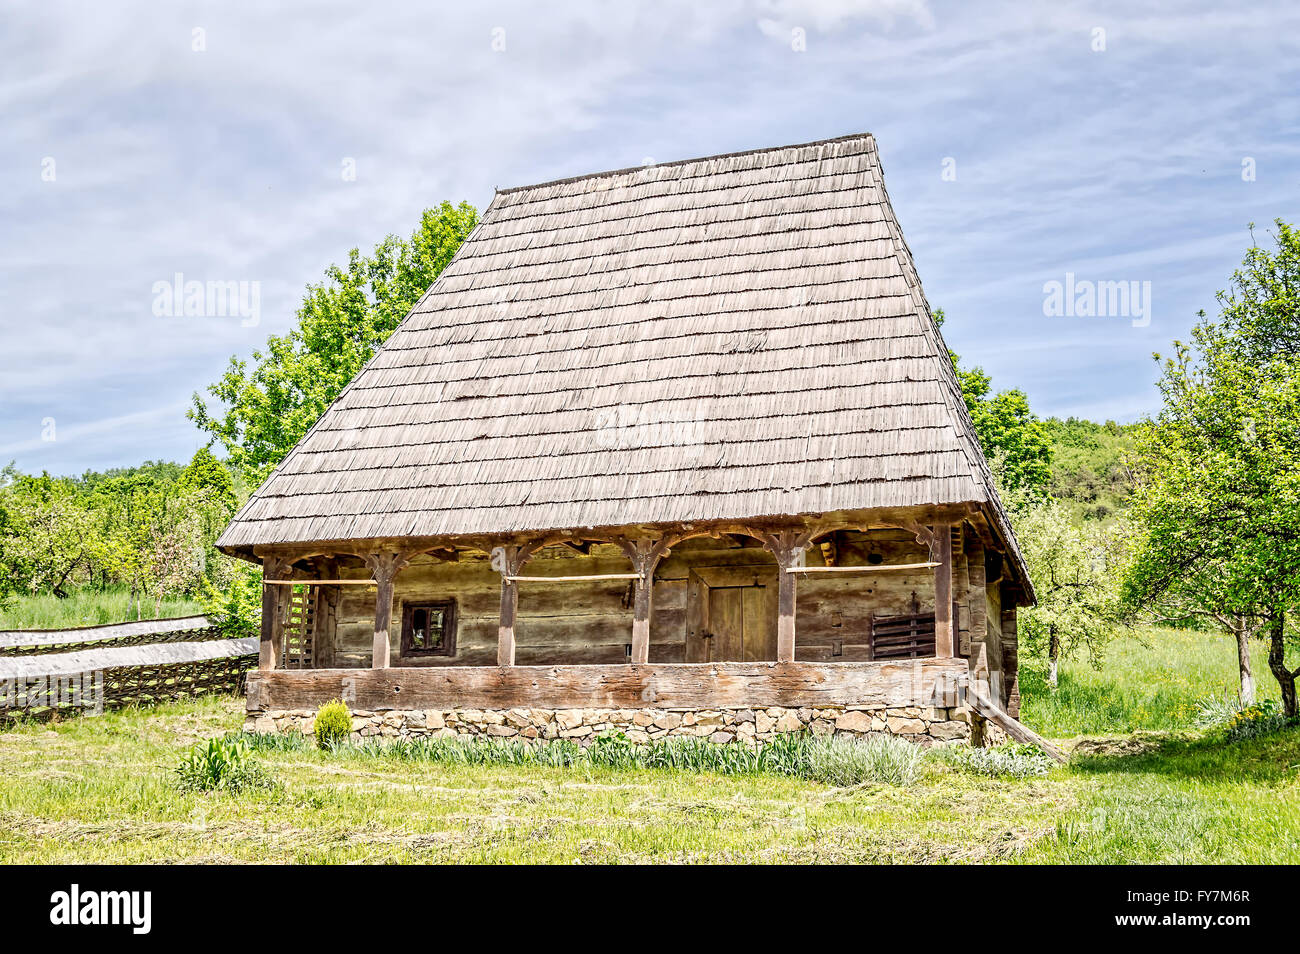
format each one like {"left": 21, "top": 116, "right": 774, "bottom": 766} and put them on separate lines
{"left": 615, "top": 536, "right": 676, "bottom": 577}
{"left": 755, "top": 529, "right": 815, "bottom": 568}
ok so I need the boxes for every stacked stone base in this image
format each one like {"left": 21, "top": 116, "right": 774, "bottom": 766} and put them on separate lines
{"left": 247, "top": 703, "right": 976, "bottom": 746}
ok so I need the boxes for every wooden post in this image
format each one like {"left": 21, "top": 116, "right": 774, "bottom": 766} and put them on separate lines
{"left": 759, "top": 531, "right": 811, "bottom": 664}
{"left": 492, "top": 544, "right": 536, "bottom": 667}
{"left": 617, "top": 538, "right": 674, "bottom": 665}
{"left": 365, "top": 552, "right": 411, "bottom": 670}
{"left": 933, "top": 524, "right": 954, "bottom": 658}
{"left": 258, "top": 556, "right": 287, "bottom": 671}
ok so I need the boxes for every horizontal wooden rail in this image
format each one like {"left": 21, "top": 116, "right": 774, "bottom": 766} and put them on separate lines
{"left": 264, "top": 579, "right": 375, "bottom": 586}
{"left": 785, "top": 562, "right": 941, "bottom": 574}
{"left": 504, "top": 573, "right": 642, "bottom": 583}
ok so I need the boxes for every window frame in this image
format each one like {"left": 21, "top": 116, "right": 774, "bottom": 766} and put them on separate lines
{"left": 399, "top": 599, "right": 458, "bottom": 658}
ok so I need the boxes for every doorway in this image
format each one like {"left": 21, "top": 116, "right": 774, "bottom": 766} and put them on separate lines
{"left": 686, "top": 565, "right": 778, "bottom": 662}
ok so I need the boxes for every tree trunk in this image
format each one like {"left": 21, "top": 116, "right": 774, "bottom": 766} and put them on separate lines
{"left": 1267, "top": 611, "right": 1297, "bottom": 718}
{"left": 1048, "top": 626, "right": 1060, "bottom": 690}
{"left": 1234, "top": 618, "right": 1256, "bottom": 706}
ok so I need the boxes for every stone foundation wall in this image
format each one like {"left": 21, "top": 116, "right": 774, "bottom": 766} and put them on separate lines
{"left": 247, "top": 703, "right": 975, "bottom": 746}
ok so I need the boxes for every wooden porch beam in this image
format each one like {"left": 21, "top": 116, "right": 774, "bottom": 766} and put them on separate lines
{"left": 933, "top": 524, "right": 955, "bottom": 658}
{"left": 757, "top": 530, "right": 813, "bottom": 664}
{"left": 491, "top": 543, "right": 544, "bottom": 666}
{"left": 258, "top": 556, "right": 288, "bottom": 671}
{"left": 363, "top": 551, "right": 413, "bottom": 670}
{"left": 616, "top": 538, "right": 675, "bottom": 665}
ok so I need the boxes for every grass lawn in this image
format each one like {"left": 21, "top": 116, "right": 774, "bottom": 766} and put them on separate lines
{"left": 0, "top": 692, "right": 1296, "bottom": 864}
{"left": 0, "top": 587, "right": 203, "bottom": 630}
{"left": 1021, "top": 625, "right": 1283, "bottom": 737}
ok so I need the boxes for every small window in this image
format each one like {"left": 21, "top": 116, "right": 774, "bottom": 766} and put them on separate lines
{"left": 401, "top": 600, "right": 457, "bottom": 657}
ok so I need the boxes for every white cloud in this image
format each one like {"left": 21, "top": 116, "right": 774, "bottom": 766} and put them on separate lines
{"left": 2, "top": 0, "right": 1298, "bottom": 469}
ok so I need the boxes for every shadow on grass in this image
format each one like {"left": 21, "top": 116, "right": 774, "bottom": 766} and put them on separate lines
{"left": 1069, "top": 725, "right": 1300, "bottom": 784}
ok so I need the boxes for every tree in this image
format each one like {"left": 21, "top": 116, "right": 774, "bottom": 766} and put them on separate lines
{"left": 191, "top": 201, "right": 479, "bottom": 484}
{"left": 1, "top": 473, "right": 97, "bottom": 597}
{"left": 1000, "top": 470, "right": 1129, "bottom": 687}
{"left": 935, "top": 309, "right": 1053, "bottom": 494}
{"left": 1126, "top": 221, "right": 1300, "bottom": 714}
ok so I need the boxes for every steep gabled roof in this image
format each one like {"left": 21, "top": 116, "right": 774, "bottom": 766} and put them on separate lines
{"left": 218, "top": 133, "right": 1027, "bottom": 589}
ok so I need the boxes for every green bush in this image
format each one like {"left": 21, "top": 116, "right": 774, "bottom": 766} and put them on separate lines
{"left": 1224, "top": 700, "right": 1296, "bottom": 742}
{"left": 1193, "top": 695, "right": 1246, "bottom": 728}
{"left": 199, "top": 563, "right": 262, "bottom": 639}
{"left": 933, "top": 741, "right": 1054, "bottom": 778}
{"left": 805, "top": 734, "right": 923, "bottom": 787}
{"left": 314, "top": 700, "right": 353, "bottom": 749}
{"left": 175, "top": 737, "right": 274, "bottom": 794}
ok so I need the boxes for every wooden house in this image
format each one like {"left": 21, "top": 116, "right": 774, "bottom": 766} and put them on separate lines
{"left": 219, "top": 134, "right": 1036, "bottom": 746}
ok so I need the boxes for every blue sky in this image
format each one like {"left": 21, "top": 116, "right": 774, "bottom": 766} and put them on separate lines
{"left": 3, "top": 0, "right": 1298, "bottom": 475}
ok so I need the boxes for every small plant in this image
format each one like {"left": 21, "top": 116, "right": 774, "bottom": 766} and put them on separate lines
{"left": 805, "top": 734, "right": 923, "bottom": 787}
{"left": 1224, "top": 700, "right": 1295, "bottom": 742}
{"left": 934, "top": 741, "right": 1054, "bottom": 778}
{"left": 240, "top": 730, "right": 309, "bottom": 752}
{"left": 1193, "top": 695, "right": 1246, "bottom": 728}
{"left": 314, "top": 700, "right": 353, "bottom": 749}
{"left": 586, "top": 731, "right": 644, "bottom": 768}
{"left": 175, "top": 736, "right": 274, "bottom": 794}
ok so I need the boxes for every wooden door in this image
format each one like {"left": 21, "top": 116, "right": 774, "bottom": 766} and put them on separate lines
{"left": 706, "top": 584, "right": 777, "bottom": 662}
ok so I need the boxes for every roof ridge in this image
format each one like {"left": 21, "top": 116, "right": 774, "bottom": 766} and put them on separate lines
{"left": 495, "top": 132, "right": 875, "bottom": 196}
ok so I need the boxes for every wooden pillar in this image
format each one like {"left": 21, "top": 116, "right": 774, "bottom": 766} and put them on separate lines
{"left": 258, "top": 556, "right": 287, "bottom": 671}
{"left": 760, "top": 531, "right": 811, "bottom": 664}
{"left": 933, "top": 524, "right": 954, "bottom": 658}
{"left": 618, "top": 538, "right": 673, "bottom": 665}
{"left": 491, "top": 544, "right": 535, "bottom": 667}
{"left": 365, "top": 552, "right": 410, "bottom": 670}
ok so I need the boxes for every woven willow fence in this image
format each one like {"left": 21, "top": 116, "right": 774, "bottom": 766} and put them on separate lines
{"left": 0, "top": 616, "right": 257, "bottom": 723}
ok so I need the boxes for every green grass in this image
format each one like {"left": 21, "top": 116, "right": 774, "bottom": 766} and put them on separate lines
{"left": 0, "top": 586, "right": 203, "bottom": 630}
{"left": 1020, "top": 625, "right": 1281, "bottom": 737}
{"left": 1, "top": 695, "right": 1296, "bottom": 864}
{"left": 1, "top": 624, "right": 1296, "bottom": 863}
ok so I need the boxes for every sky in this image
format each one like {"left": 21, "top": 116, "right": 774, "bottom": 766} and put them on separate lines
{"left": 2, "top": 0, "right": 1298, "bottom": 475}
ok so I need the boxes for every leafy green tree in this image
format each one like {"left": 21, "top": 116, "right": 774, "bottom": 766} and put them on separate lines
{"left": 935, "top": 309, "right": 1053, "bottom": 494}
{"left": 1126, "top": 221, "right": 1300, "bottom": 714}
{"left": 999, "top": 467, "right": 1130, "bottom": 686}
{"left": 191, "top": 201, "right": 479, "bottom": 483}
{"left": 1, "top": 473, "right": 97, "bottom": 597}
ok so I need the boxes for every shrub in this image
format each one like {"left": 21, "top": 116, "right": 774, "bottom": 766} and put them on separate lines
{"left": 934, "top": 741, "right": 1054, "bottom": 778}
{"left": 175, "top": 737, "right": 274, "bottom": 794}
{"left": 1193, "top": 695, "right": 1246, "bottom": 728}
{"left": 1224, "top": 700, "right": 1296, "bottom": 742}
{"left": 805, "top": 734, "right": 922, "bottom": 787}
{"left": 199, "top": 563, "right": 262, "bottom": 639}
{"left": 314, "top": 700, "right": 353, "bottom": 749}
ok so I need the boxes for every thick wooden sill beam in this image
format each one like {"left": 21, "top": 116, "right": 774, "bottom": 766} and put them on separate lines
{"left": 246, "top": 658, "right": 969, "bottom": 712}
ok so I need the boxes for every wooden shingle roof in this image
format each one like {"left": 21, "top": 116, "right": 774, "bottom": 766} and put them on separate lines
{"left": 218, "top": 133, "right": 1025, "bottom": 583}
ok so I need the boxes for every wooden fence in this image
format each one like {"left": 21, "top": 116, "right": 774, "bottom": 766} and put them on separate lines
{"left": 0, "top": 616, "right": 257, "bottom": 723}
